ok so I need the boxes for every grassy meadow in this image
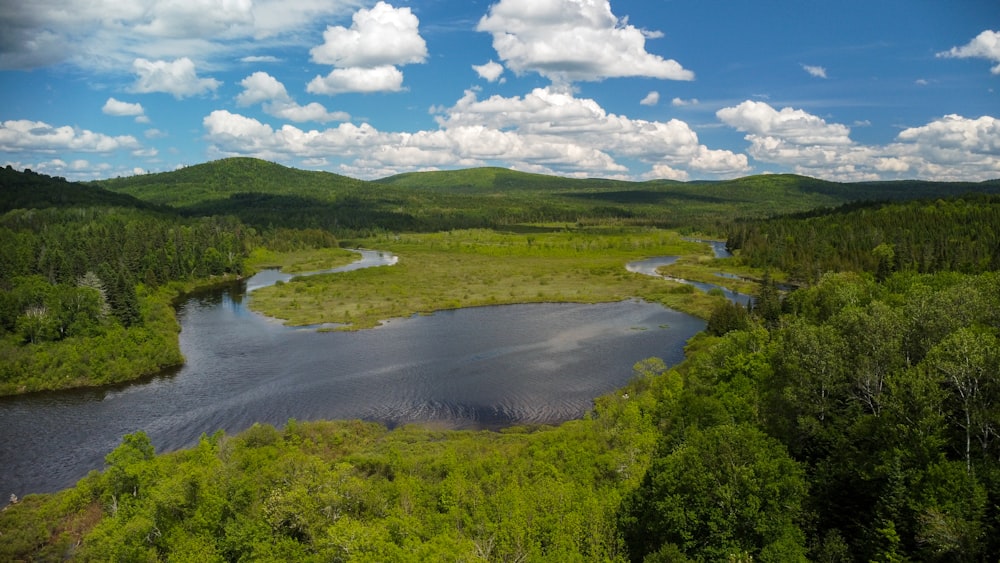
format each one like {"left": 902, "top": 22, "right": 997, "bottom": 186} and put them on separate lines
{"left": 248, "top": 227, "right": 743, "bottom": 329}
{"left": 246, "top": 246, "right": 361, "bottom": 274}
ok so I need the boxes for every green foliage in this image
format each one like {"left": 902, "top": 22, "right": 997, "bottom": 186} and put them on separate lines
{"left": 624, "top": 424, "right": 808, "bottom": 562}
{"left": 705, "top": 300, "right": 750, "bottom": 336}
{"left": 5, "top": 271, "right": 1000, "bottom": 562}
{"left": 95, "top": 158, "right": 1000, "bottom": 237}
{"left": 727, "top": 195, "right": 1000, "bottom": 281}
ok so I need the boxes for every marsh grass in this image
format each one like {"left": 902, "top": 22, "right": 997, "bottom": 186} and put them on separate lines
{"left": 249, "top": 228, "right": 735, "bottom": 329}
{"left": 655, "top": 255, "right": 774, "bottom": 296}
{"left": 246, "top": 246, "right": 360, "bottom": 274}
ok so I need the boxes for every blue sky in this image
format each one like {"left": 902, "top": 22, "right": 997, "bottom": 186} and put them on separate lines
{"left": 1, "top": 0, "right": 997, "bottom": 182}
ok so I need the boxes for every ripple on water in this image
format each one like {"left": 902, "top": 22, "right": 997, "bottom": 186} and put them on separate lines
{"left": 0, "top": 254, "right": 705, "bottom": 495}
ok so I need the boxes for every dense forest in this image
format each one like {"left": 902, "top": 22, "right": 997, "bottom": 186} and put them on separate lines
{"left": 0, "top": 167, "right": 338, "bottom": 393}
{"left": 726, "top": 195, "right": 1000, "bottom": 282}
{"left": 2, "top": 159, "right": 1000, "bottom": 561}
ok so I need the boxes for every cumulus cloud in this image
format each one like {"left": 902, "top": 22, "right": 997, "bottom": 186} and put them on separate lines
{"left": 0, "top": 0, "right": 363, "bottom": 71}
{"left": 102, "top": 97, "right": 145, "bottom": 117}
{"left": 717, "top": 100, "right": 852, "bottom": 146}
{"left": 307, "top": 65, "right": 406, "bottom": 95}
{"left": 307, "top": 2, "right": 426, "bottom": 95}
{"left": 640, "top": 91, "right": 660, "bottom": 106}
{"left": 237, "top": 72, "right": 289, "bottom": 106}
{"left": 268, "top": 102, "right": 351, "bottom": 124}
{"left": 237, "top": 72, "right": 350, "bottom": 123}
{"left": 129, "top": 57, "right": 221, "bottom": 98}
{"left": 203, "top": 86, "right": 748, "bottom": 180}
{"left": 102, "top": 97, "right": 150, "bottom": 123}
{"left": 2, "top": 158, "right": 121, "bottom": 180}
{"left": 0, "top": 119, "right": 141, "bottom": 153}
{"left": 671, "top": 97, "right": 699, "bottom": 107}
{"left": 938, "top": 30, "right": 1000, "bottom": 74}
{"left": 473, "top": 60, "right": 505, "bottom": 82}
{"left": 310, "top": 2, "right": 426, "bottom": 67}
{"left": 896, "top": 114, "right": 1000, "bottom": 155}
{"left": 644, "top": 163, "right": 689, "bottom": 181}
{"left": 802, "top": 64, "right": 828, "bottom": 78}
{"left": 717, "top": 100, "right": 1000, "bottom": 181}
{"left": 476, "top": 0, "right": 694, "bottom": 84}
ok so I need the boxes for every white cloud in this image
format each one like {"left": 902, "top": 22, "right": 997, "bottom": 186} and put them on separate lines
{"left": 802, "top": 64, "right": 828, "bottom": 78}
{"left": 717, "top": 100, "right": 852, "bottom": 146}
{"left": 203, "top": 87, "right": 749, "bottom": 180}
{"left": 266, "top": 101, "right": 351, "bottom": 124}
{"left": 671, "top": 97, "right": 699, "bottom": 107}
{"left": 476, "top": 0, "right": 694, "bottom": 84}
{"left": 308, "top": 65, "right": 405, "bottom": 95}
{"left": 938, "top": 30, "right": 1000, "bottom": 74}
{"left": 0, "top": 119, "right": 141, "bottom": 153}
{"left": 0, "top": 0, "right": 364, "bottom": 71}
{"left": 310, "top": 2, "right": 427, "bottom": 68}
{"left": 102, "top": 97, "right": 145, "bottom": 117}
{"left": 1, "top": 158, "right": 121, "bottom": 180}
{"left": 237, "top": 72, "right": 290, "bottom": 106}
{"left": 640, "top": 91, "right": 660, "bottom": 106}
{"left": 473, "top": 60, "right": 505, "bottom": 82}
{"left": 896, "top": 114, "right": 1000, "bottom": 154}
{"left": 129, "top": 57, "right": 221, "bottom": 98}
{"left": 131, "top": 0, "right": 254, "bottom": 39}
{"left": 717, "top": 100, "right": 1000, "bottom": 181}
{"left": 241, "top": 55, "right": 282, "bottom": 63}
{"left": 307, "top": 2, "right": 427, "bottom": 95}
{"left": 644, "top": 163, "right": 689, "bottom": 181}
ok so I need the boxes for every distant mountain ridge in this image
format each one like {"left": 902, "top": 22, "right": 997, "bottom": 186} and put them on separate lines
{"left": 6, "top": 158, "right": 997, "bottom": 234}
{"left": 90, "top": 157, "right": 1000, "bottom": 205}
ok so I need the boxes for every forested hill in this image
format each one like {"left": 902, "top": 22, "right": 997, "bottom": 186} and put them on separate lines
{"left": 93, "top": 158, "right": 1000, "bottom": 235}
{"left": 92, "top": 157, "right": 366, "bottom": 208}
{"left": 0, "top": 166, "right": 156, "bottom": 212}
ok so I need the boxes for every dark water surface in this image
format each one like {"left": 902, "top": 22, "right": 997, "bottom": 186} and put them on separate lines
{"left": 1, "top": 251, "right": 706, "bottom": 495}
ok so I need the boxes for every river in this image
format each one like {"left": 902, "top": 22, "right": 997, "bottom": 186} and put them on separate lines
{"left": 626, "top": 239, "right": 754, "bottom": 306}
{"left": 0, "top": 250, "right": 711, "bottom": 496}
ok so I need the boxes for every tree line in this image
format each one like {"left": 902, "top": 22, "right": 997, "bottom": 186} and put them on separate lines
{"left": 1, "top": 208, "right": 251, "bottom": 338}
{"left": 725, "top": 195, "right": 1000, "bottom": 283}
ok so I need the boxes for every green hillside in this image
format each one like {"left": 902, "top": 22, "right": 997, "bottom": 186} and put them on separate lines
{"left": 92, "top": 157, "right": 367, "bottom": 208}
{"left": 1, "top": 166, "right": 156, "bottom": 212}
{"left": 94, "top": 159, "right": 1000, "bottom": 236}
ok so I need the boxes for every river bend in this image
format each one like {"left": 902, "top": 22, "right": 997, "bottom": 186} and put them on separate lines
{"left": 1, "top": 250, "right": 707, "bottom": 495}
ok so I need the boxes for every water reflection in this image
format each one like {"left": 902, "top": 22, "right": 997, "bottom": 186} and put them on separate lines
{"left": 0, "top": 251, "right": 704, "bottom": 495}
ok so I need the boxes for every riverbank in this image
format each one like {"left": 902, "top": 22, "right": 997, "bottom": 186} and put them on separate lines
{"left": 0, "top": 230, "right": 757, "bottom": 396}
{"left": 0, "top": 248, "right": 364, "bottom": 397}
{"left": 0, "top": 284, "right": 186, "bottom": 396}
